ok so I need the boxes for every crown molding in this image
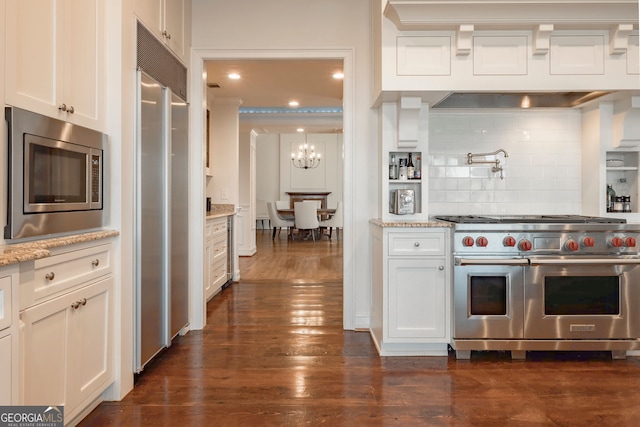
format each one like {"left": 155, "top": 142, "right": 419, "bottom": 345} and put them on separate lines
{"left": 384, "top": 0, "right": 639, "bottom": 31}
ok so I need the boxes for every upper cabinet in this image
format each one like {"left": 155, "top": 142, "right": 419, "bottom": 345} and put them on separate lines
{"left": 134, "top": 0, "right": 192, "bottom": 65}
{"left": 373, "top": 0, "right": 639, "bottom": 103}
{"left": 5, "top": 0, "right": 105, "bottom": 131}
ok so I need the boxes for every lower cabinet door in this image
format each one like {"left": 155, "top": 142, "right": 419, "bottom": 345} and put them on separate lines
{"left": 21, "top": 293, "right": 70, "bottom": 406}
{"left": 0, "top": 332, "right": 12, "bottom": 404}
{"left": 66, "top": 277, "right": 113, "bottom": 412}
{"left": 21, "top": 277, "right": 113, "bottom": 417}
{"left": 387, "top": 258, "right": 447, "bottom": 341}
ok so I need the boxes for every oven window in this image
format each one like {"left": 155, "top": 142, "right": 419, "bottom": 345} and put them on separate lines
{"left": 470, "top": 276, "right": 507, "bottom": 315}
{"left": 29, "top": 144, "right": 87, "bottom": 204}
{"left": 544, "top": 276, "right": 619, "bottom": 315}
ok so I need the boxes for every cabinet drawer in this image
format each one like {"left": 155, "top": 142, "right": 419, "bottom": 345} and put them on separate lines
{"left": 211, "top": 259, "right": 227, "bottom": 290}
{"left": 210, "top": 218, "right": 227, "bottom": 236}
{"left": 21, "top": 243, "right": 112, "bottom": 309}
{"left": 212, "top": 234, "right": 227, "bottom": 262}
{"left": 388, "top": 231, "right": 445, "bottom": 257}
{"left": 0, "top": 276, "right": 11, "bottom": 332}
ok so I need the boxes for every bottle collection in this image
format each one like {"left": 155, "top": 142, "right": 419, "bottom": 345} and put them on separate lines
{"left": 606, "top": 184, "right": 632, "bottom": 213}
{"left": 389, "top": 152, "right": 421, "bottom": 180}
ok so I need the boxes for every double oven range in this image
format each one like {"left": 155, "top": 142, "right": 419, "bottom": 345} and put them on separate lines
{"left": 436, "top": 215, "right": 640, "bottom": 360}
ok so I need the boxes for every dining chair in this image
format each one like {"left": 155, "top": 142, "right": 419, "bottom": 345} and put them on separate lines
{"left": 267, "top": 202, "right": 294, "bottom": 239}
{"left": 255, "top": 199, "right": 269, "bottom": 230}
{"left": 319, "top": 201, "right": 343, "bottom": 239}
{"left": 275, "top": 200, "right": 290, "bottom": 210}
{"left": 294, "top": 201, "right": 320, "bottom": 242}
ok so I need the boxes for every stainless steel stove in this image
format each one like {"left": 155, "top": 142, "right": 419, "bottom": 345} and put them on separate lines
{"left": 435, "top": 215, "right": 640, "bottom": 360}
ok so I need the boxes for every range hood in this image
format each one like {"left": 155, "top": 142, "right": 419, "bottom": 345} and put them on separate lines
{"left": 432, "top": 91, "right": 610, "bottom": 109}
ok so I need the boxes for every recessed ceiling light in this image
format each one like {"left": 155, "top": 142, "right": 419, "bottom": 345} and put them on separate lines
{"left": 296, "top": 128, "right": 305, "bottom": 133}
{"left": 227, "top": 73, "right": 241, "bottom": 80}
{"left": 288, "top": 100, "right": 299, "bottom": 107}
{"left": 332, "top": 72, "right": 344, "bottom": 79}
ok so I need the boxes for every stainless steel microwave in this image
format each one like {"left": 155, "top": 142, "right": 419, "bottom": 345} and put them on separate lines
{"left": 4, "top": 106, "right": 107, "bottom": 240}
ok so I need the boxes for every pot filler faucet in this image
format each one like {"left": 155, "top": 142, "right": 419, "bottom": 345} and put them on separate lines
{"left": 467, "top": 149, "right": 509, "bottom": 179}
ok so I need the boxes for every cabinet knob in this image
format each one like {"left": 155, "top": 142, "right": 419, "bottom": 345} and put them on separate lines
{"left": 81, "top": 298, "right": 87, "bottom": 306}
{"left": 92, "top": 259, "right": 100, "bottom": 267}
{"left": 67, "top": 105, "right": 74, "bottom": 114}
{"left": 439, "top": 265, "right": 445, "bottom": 270}
{"left": 45, "top": 272, "right": 55, "bottom": 281}
{"left": 71, "top": 301, "right": 80, "bottom": 309}
{"left": 414, "top": 242, "right": 420, "bottom": 247}
{"left": 58, "top": 103, "right": 67, "bottom": 112}
{"left": 162, "top": 30, "right": 171, "bottom": 40}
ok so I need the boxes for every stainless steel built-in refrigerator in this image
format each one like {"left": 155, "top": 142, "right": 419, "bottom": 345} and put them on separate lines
{"left": 134, "top": 70, "right": 189, "bottom": 372}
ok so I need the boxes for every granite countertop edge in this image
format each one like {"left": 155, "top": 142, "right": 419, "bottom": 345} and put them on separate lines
{"left": 0, "top": 229, "right": 120, "bottom": 267}
{"left": 206, "top": 204, "right": 236, "bottom": 219}
{"left": 370, "top": 218, "right": 454, "bottom": 228}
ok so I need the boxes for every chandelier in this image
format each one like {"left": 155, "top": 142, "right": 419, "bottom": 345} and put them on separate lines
{"left": 291, "top": 143, "right": 321, "bottom": 169}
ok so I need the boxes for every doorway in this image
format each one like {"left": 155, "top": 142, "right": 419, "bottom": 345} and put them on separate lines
{"left": 188, "top": 49, "right": 355, "bottom": 331}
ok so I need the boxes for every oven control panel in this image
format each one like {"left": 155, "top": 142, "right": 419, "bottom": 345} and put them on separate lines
{"left": 454, "top": 231, "right": 640, "bottom": 255}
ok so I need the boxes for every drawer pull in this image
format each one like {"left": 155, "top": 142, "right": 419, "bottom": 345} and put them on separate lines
{"left": 81, "top": 298, "right": 87, "bottom": 306}
{"left": 45, "top": 272, "right": 55, "bottom": 281}
{"left": 439, "top": 265, "right": 445, "bottom": 271}
{"left": 92, "top": 259, "right": 100, "bottom": 267}
{"left": 414, "top": 242, "right": 420, "bottom": 247}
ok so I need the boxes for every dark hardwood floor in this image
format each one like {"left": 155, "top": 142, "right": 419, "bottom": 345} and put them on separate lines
{"left": 81, "top": 230, "right": 640, "bottom": 426}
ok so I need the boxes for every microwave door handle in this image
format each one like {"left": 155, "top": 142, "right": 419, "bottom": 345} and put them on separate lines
{"left": 455, "top": 258, "right": 529, "bottom": 266}
{"left": 529, "top": 258, "right": 640, "bottom": 266}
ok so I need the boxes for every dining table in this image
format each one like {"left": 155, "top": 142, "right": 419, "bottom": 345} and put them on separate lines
{"left": 276, "top": 208, "right": 336, "bottom": 221}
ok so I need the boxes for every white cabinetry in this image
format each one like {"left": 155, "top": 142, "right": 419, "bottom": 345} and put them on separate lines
{"left": 134, "top": 0, "right": 191, "bottom": 64}
{"left": 370, "top": 224, "right": 451, "bottom": 356}
{"left": 0, "top": 266, "right": 18, "bottom": 405}
{"left": 19, "top": 242, "right": 113, "bottom": 424}
{"left": 5, "top": 0, "right": 105, "bottom": 131}
{"left": 205, "top": 217, "right": 228, "bottom": 301}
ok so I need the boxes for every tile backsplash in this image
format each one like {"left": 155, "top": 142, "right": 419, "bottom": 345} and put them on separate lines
{"left": 428, "top": 109, "right": 582, "bottom": 215}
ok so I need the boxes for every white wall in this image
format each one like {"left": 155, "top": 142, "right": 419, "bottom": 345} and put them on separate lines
{"left": 192, "top": 0, "right": 376, "bottom": 329}
{"left": 256, "top": 134, "right": 281, "bottom": 204}
{"left": 428, "top": 109, "right": 583, "bottom": 215}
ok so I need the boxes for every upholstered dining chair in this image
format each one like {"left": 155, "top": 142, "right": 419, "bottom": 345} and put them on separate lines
{"left": 319, "top": 201, "right": 343, "bottom": 239}
{"left": 294, "top": 201, "right": 320, "bottom": 242}
{"left": 267, "top": 202, "right": 294, "bottom": 239}
{"left": 275, "top": 200, "right": 290, "bottom": 210}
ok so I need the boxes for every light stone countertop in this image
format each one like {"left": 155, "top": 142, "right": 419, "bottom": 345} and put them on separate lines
{"left": 0, "top": 230, "right": 120, "bottom": 267}
{"left": 370, "top": 218, "right": 454, "bottom": 228}
{"left": 206, "top": 204, "right": 236, "bottom": 219}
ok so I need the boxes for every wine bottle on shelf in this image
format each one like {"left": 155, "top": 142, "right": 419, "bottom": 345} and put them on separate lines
{"left": 606, "top": 184, "right": 615, "bottom": 213}
{"left": 389, "top": 154, "right": 398, "bottom": 179}
{"left": 398, "top": 158, "right": 407, "bottom": 180}
{"left": 414, "top": 156, "right": 421, "bottom": 179}
{"left": 407, "top": 153, "right": 415, "bottom": 179}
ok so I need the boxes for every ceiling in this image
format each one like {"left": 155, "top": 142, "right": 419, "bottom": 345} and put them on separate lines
{"left": 205, "top": 59, "right": 344, "bottom": 134}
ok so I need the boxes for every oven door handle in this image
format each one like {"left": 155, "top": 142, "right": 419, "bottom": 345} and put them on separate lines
{"left": 455, "top": 257, "right": 529, "bottom": 266}
{"left": 529, "top": 258, "right": 640, "bottom": 266}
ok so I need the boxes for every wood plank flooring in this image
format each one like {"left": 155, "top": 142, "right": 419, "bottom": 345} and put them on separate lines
{"left": 80, "top": 231, "right": 640, "bottom": 426}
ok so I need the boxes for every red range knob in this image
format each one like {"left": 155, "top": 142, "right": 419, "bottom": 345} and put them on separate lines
{"left": 476, "top": 236, "right": 489, "bottom": 247}
{"left": 518, "top": 239, "right": 532, "bottom": 251}
{"left": 583, "top": 237, "right": 595, "bottom": 247}
{"left": 565, "top": 240, "right": 579, "bottom": 251}
{"left": 503, "top": 236, "right": 516, "bottom": 247}
{"left": 463, "top": 236, "right": 475, "bottom": 247}
{"left": 625, "top": 237, "right": 637, "bottom": 247}
{"left": 610, "top": 237, "right": 624, "bottom": 248}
